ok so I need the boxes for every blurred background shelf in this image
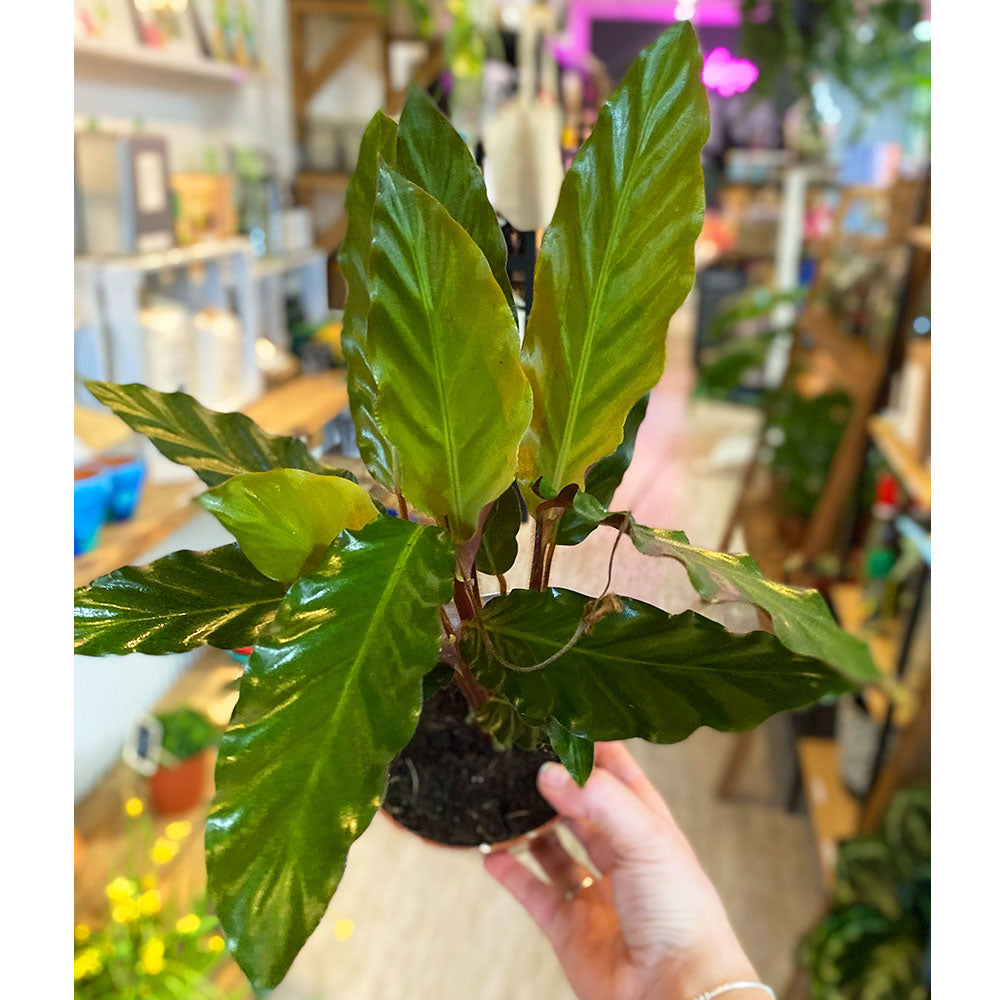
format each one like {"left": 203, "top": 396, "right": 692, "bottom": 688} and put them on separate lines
{"left": 74, "top": 37, "right": 265, "bottom": 86}
{"left": 868, "top": 414, "right": 931, "bottom": 510}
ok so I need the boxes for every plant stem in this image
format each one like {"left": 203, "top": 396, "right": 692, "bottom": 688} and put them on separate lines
{"left": 439, "top": 606, "right": 457, "bottom": 639}
{"left": 453, "top": 578, "right": 476, "bottom": 622}
{"left": 496, "top": 571, "right": 508, "bottom": 596}
{"left": 397, "top": 493, "right": 409, "bottom": 521}
{"left": 529, "top": 514, "right": 549, "bottom": 590}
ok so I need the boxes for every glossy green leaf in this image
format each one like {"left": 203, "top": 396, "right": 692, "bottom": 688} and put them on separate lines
{"left": 85, "top": 381, "right": 352, "bottom": 487}
{"left": 421, "top": 662, "right": 454, "bottom": 702}
{"left": 197, "top": 469, "right": 379, "bottom": 583}
{"left": 74, "top": 544, "right": 286, "bottom": 655}
{"left": 627, "top": 523, "right": 880, "bottom": 684}
{"left": 547, "top": 718, "right": 594, "bottom": 786}
{"left": 461, "top": 588, "right": 852, "bottom": 743}
{"left": 477, "top": 483, "right": 523, "bottom": 577}
{"left": 340, "top": 111, "right": 401, "bottom": 489}
{"left": 475, "top": 695, "right": 545, "bottom": 751}
{"left": 367, "top": 165, "right": 531, "bottom": 540}
{"left": 206, "top": 518, "right": 454, "bottom": 989}
{"left": 397, "top": 86, "right": 517, "bottom": 320}
{"left": 555, "top": 393, "right": 648, "bottom": 546}
{"left": 519, "top": 22, "right": 710, "bottom": 492}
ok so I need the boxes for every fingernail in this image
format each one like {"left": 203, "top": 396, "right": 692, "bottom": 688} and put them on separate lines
{"left": 539, "top": 762, "right": 569, "bottom": 787}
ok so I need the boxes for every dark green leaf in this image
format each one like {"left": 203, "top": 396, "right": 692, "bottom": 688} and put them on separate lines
{"left": 555, "top": 393, "right": 648, "bottom": 546}
{"left": 697, "top": 330, "right": 779, "bottom": 396}
{"left": 367, "top": 165, "right": 531, "bottom": 540}
{"left": 519, "top": 22, "right": 709, "bottom": 492}
{"left": 461, "top": 588, "right": 852, "bottom": 743}
{"left": 477, "top": 483, "right": 523, "bottom": 576}
{"left": 627, "top": 523, "right": 880, "bottom": 684}
{"left": 340, "top": 111, "right": 401, "bottom": 490}
{"left": 74, "top": 544, "right": 287, "bottom": 655}
{"left": 84, "top": 381, "right": 352, "bottom": 488}
{"left": 475, "top": 695, "right": 545, "bottom": 751}
{"left": 421, "top": 662, "right": 454, "bottom": 702}
{"left": 197, "top": 469, "right": 379, "bottom": 583}
{"left": 397, "top": 87, "right": 517, "bottom": 320}
{"left": 547, "top": 718, "right": 594, "bottom": 786}
{"left": 206, "top": 518, "right": 454, "bottom": 990}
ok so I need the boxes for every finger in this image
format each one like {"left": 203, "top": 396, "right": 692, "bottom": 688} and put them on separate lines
{"left": 594, "top": 742, "right": 674, "bottom": 822}
{"left": 529, "top": 830, "right": 592, "bottom": 893}
{"left": 563, "top": 816, "right": 615, "bottom": 874}
{"left": 538, "top": 762, "right": 664, "bottom": 862}
{"left": 483, "top": 850, "right": 562, "bottom": 933}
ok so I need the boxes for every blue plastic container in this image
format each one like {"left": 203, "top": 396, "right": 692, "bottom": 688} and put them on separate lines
{"left": 102, "top": 455, "right": 147, "bottom": 521}
{"left": 74, "top": 467, "right": 111, "bottom": 555}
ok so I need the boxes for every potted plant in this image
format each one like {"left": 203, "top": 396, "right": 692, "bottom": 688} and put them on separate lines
{"left": 147, "top": 707, "right": 221, "bottom": 815}
{"left": 74, "top": 23, "right": 881, "bottom": 991}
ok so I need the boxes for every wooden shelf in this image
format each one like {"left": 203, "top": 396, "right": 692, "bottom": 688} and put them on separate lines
{"left": 797, "top": 303, "right": 883, "bottom": 395}
{"left": 829, "top": 582, "right": 915, "bottom": 726}
{"left": 868, "top": 415, "right": 931, "bottom": 510}
{"left": 797, "top": 737, "right": 861, "bottom": 889}
{"left": 908, "top": 225, "right": 931, "bottom": 252}
{"left": 75, "top": 37, "right": 264, "bottom": 85}
{"left": 75, "top": 371, "right": 350, "bottom": 588}
{"left": 296, "top": 171, "right": 352, "bottom": 193}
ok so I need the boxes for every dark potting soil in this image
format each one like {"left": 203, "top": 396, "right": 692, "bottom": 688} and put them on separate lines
{"left": 382, "top": 684, "right": 558, "bottom": 847}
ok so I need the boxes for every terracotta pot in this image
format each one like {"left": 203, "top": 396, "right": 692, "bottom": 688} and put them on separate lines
{"left": 149, "top": 750, "right": 211, "bottom": 815}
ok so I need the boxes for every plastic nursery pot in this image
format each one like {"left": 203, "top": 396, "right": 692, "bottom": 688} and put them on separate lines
{"left": 381, "top": 683, "right": 559, "bottom": 851}
{"left": 99, "top": 454, "right": 147, "bottom": 521}
{"left": 74, "top": 464, "right": 111, "bottom": 555}
{"left": 149, "top": 749, "right": 211, "bottom": 816}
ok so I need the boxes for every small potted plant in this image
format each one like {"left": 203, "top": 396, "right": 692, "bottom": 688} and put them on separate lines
{"left": 74, "top": 23, "right": 881, "bottom": 991}
{"left": 147, "top": 707, "right": 221, "bottom": 815}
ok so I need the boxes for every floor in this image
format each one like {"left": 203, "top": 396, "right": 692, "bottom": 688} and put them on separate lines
{"left": 271, "top": 299, "right": 827, "bottom": 1000}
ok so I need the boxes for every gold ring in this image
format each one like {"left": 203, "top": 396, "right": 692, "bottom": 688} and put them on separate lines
{"left": 564, "top": 875, "right": 596, "bottom": 901}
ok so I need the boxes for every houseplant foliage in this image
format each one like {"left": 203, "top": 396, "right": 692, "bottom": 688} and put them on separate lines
{"left": 74, "top": 24, "right": 880, "bottom": 990}
{"left": 798, "top": 788, "right": 930, "bottom": 1000}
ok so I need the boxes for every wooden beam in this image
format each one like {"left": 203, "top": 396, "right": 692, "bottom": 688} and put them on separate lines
{"left": 290, "top": 0, "right": 381, "bottom": 16}
{"left": 298, "top": 18, "right": 381, "bottom": 113}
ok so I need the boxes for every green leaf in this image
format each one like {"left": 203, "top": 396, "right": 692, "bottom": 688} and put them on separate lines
{"left": 197, "top": 469, "right": 379, "bottom": 583}
{"left": 555, "top": 393, "right": 648, "bottom": 546}
{"left": 461, "top": 588, "right": 852, "bottom": 743}
{"left": 396, "top": 87, "right": 517, "bottom": 321}
{"left": 84, "top": 381, "right": 353, "bottom": 487}
{"left": 74, "top": 545, "right": 286, "bottom": 655}
{"left": 206, "top": 518, "right": 454, "bottom": 990}
{"left": 547, "top": 718, "right": 594, "bottom": 786}
{"left": 477, "top": 483, "right": 523, "bottom": 577}
{"left": 697, "top": 330, "right": 779, "bottom": 396}
{"left": 367, "top": 165, "right": 531, "bottom": 540}
{"left": 519, "top": 22, "right": 709, "bottom": 492}
{"left": 421, "top": 662, "right": 454, "bottom": 702}
{"left": 340, "top": 111, "right": 401, "bottom": 490}
{"left": 627, "top": 523, "right": 880, "bottom": 684}
{"left": 475, "top": 695, "right": 545, "bottom": 751}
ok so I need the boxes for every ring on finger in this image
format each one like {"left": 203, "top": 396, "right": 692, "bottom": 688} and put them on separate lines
{"left": 564, "top": 875, "right": 596, "bottom": 901}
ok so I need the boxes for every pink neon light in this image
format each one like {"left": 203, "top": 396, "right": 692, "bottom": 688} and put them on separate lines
{"left": 701, "top": 46, "right": 758, "bottom": 97}
{"left": 551, "top": 1, "right": 748, "bottom": 68}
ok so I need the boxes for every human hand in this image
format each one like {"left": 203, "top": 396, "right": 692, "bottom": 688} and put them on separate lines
{"left": 483, "top": 742, "right": 761, "bottom": 1000}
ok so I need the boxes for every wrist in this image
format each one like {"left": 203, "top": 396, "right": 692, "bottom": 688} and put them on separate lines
{"left": 639, "top": 948, "right": 760, "bottom": 1000}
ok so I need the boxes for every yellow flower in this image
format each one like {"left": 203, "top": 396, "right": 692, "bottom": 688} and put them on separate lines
{"left": 207, "top": 935, "right": 226, "bottom": 953}
{"left": 141, "top": 936, "right": 165, "bottom": 976}
{"left": 74, "top": 924, "right": 90, "bottom": 942}
{"left": 176, "top": 913, "right": 201, "bottom": 935}
{"left": 137, "top": 889, "right": 162, "bottom": 916}
{"left": 106, "top": 876, "right": 137, "bottom": 903}
{"left": 333, "top": 918, "right": 354, "bottom": 942}
{"left": 112, "top": 898, "right": 140, "bottom": 924}
{"left": 150, "top": 837, "right": 179, "bottom": 865}
{"left": 164, "top": 819, "right": 192, "bottom": 841}
{"left": 74, "top": 947, "right": 102, "bottom": 981}
{"left": 125, "top": 797, "right": 144, "bottom": 818}
{"left": 140, "top": 874, "right": 158, "bottom": 891}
